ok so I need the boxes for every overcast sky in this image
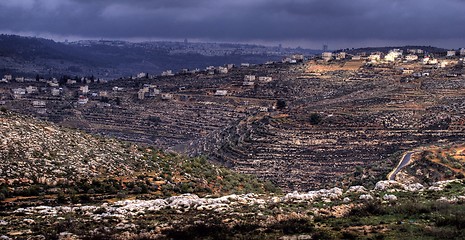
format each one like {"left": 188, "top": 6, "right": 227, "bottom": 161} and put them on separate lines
{"left": 0, "top": 0, "right": 464, "bottom": 49}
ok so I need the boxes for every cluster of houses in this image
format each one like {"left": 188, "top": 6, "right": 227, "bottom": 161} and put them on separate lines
{"left": 282, "top": 54, "right": 305, "bottom": 64}
{"left": 137, "top": 84, "right": 173, "bottom": 101}
{"left": 1, "top": 75, "right": 39, "bottom": 84}
{"left": 321, "top": 48, "right": 465, "bottom": 64}
{"left": 138, "top": 84, "right": 160, "bottom": 100}
{"left": 161, "top": 64, "right": 237, "bottom": 78}
{"left": 241, "top": 75, "right": 273, "bottom": 87}
{"left": 10, "top": 85, "right": 63, "bottom": 100}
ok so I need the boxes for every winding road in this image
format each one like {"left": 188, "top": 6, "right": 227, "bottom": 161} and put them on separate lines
{"left": 388, "top": 151, "right": 414, "bottom": 181}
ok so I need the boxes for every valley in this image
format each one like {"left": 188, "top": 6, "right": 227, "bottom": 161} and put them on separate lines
{"left": 2, "top": 48, "right": 465, "bottom": 191}
{"left": 2, "top": 43, "right": 465, "bottom": 239}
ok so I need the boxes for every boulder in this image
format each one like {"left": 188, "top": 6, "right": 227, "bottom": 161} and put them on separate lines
{"left": 383, "top": 194, "right": 397, "bottom": 202}
{"left": 374, "top": 180, "right": 406, "bottom": 191}
{"left": 359, "top": 194, "right": 374, "bottom": 201}
{"left": 405, "top": 183, "right": 424, "bottom": 192}
{"left": 346, "top": 186, "right": 367, "bottom": 193}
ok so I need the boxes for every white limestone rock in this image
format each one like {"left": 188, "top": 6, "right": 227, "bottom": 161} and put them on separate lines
{"left": 405, "top": 183, "right": 424, "bottom": 192}
{"left": 383, "top": 194, "right": 397, "bottom": 202}
{"left": 359, "top": 194, "right": 374, "bottom": 201}
{"left": 347, "top": 186, "right": 367, "bottom": 193}
{"left": 374, "top": 180, "right": 406, "bottom": 191}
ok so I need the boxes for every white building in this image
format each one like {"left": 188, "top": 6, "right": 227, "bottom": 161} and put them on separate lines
{"left": 32, "top": 100, "right": 46, "bottom": 108}
{"left": 214, "top": 90, "right": 228, "bottom": 96}
{"left": 402, "top": 69, "right": 414, "bottom": 75}
{"left": 78, "top": 96, "right": 88, "bottom": 104}
{"left": 244, "top": 75, "right": 256, "bottom": 81}
{"left": 161, "top": 70, "right": 174, "bottom": 76}
{"left": 422, "top": 57, "right": 438, "bottom": 65}
{"left": 67, "top": 79, "right": 76, "bottom": 85}
{"left": 47, "top": 80, "right": 59, "bottom": 87}
{"left": 161, "top": 93, "right": 173, "bottom": 100}
{"left": 12, "top": 88, "right": 26, "bottom": 98}
{"left": 460, "top": 48, "right": 465, "bottom": 56}
{"left": 79, "top": 85, "right": 89, "bottom": 94}
{"left": 439, "top": 61, "right": 449, "bottom": 68}
{"left": 408, "top": 49, "right": 424, "bottom": 54}
{"left": 51, "top": 88, "right": 61, "bottom": 96}
{"left": 291, "top": 54, "right": 304, "bottom": 61}
{"left": 4, "top": 75, "right": 12, "bottom": 81}
{"left": 226, "top": 64, "right": 235, "bottom": 69}
{"left": 322, "top": 52, "right": 333, "bottom": 61}
{"left": 15, "top": 77, "right": 25, "bottom": 82}
{"left": 148, "top": 87, "right": 161, "bottom": 97}
{"left": 138, "top": 89, "right": 148, "bottom": 100}
{"left": 137, "top": 72, "right": 147, "bottom": 78}
{"left": 26, "top": 86, "right": 38, "bottom": 94}
{"left": 447, "top": 50, "right": 456, "bottom": 57}
{"left": 336, "top": 52, "right": 346, "bottom": 60}
{"left": 217, "top": 66, "right": 228, "bottom": 74}
{"left": 258, "top": 76, "right": 273, "bottom": 83}
{"left": 243, "top": 75, "right": 256, "bottom": 86}
{"left": 384, "top": 49, "right": 403, "bottom": 62}
{"left": 369, "top": 53, "right": 382, "bottom": 62}
{"left": 429, "top": 58, "right": 438, "bottom": 65}
{"left": 405, "top": 54, "right": 419, "bottom": 62}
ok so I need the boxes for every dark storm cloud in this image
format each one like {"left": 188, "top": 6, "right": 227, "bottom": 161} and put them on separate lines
{"left": 0, "top": 0, "right": 464, "bottom": 48}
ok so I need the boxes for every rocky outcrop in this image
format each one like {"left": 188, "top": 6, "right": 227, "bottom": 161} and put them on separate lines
{"left": 0, "top": 112, "right": 157, "bottom": 186}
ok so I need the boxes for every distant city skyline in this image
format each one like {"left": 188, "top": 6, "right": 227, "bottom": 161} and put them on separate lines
{"left": 0, "top": 0, "right": 464, "bottom": 50}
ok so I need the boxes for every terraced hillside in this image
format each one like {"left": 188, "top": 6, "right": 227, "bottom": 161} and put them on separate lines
{"left": 193, "top": 64, "right": 465, "bottom": 191}
{"left": 2, "top": 59, "right": 465, "bottom": 192}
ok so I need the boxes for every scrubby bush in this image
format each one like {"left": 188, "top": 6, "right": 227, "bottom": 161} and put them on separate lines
{"left": 309, "top": 113, "right": 322, "bottom": 125}
{"left": 276, "top": 99, "right": 286, "bottom": 110}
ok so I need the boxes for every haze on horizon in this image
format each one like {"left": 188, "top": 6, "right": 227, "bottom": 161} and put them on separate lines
{"left": 0, "top": 0, "right": 464, "bottom": 50}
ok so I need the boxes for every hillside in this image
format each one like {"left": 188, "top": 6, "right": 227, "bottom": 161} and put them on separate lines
{"left": 0, "top": 110, "right": 277, "bottom": 205}
{"left": 3, "top": 51, "right": 465, "bottom": 192}
{"left": 0, "top": 34, "right": 315, "bottom": 79}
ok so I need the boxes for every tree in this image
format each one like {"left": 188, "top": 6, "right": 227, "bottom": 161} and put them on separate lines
{"left": 309, "top": 113, "right": 322, "bottom": 125}
{"left": 276, "top": 99, "right": 286, "bottom": 110}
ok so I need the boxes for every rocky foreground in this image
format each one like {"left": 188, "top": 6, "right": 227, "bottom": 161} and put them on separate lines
{"left": 2, "top": 179, "right": 465, "bottom": 239}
